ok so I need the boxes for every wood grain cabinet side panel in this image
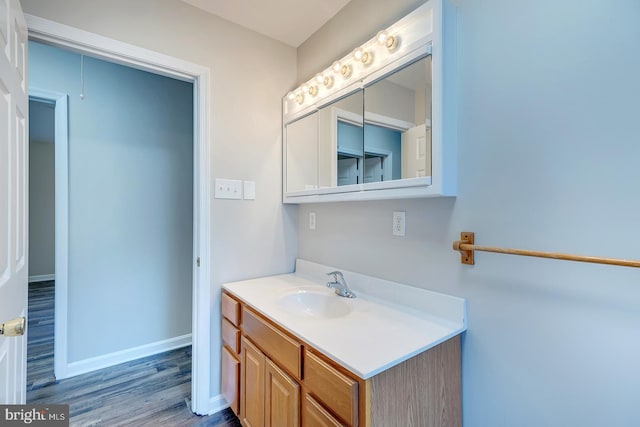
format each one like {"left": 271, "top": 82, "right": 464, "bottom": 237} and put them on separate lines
{"left": 304, "top": 350, "right": 358, "bottom": 427}
{"left": 265, "top": 359, "right": 300, "bottom": 427}
{"left": 241, "top": 336, "right": 266, "bottom": 427}
{"left": 303, "top": 393, "right": 346, "bottom": 427}
{"left": 368, "top": 336, "right": 462, "bottom": 427}
{"left": 222, "top": 292, "right": 241, "bottom": 326}
{"left": 221, "top": 346, "right": 240, "bottom": 416}
{"left": 243, "top": 307, "right": 302, "bottom": 379}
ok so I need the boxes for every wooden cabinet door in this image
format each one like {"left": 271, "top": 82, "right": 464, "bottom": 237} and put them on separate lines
{"left": 303, "top": 394, "right": 346, "bottom": 427}
{"left": 221, "top": 346, "right": 240, "bottom": 415}
{"left": 265, "top": 359, "right": 300, "bottom": 427}
{"left": 241, "top": 336, "right": 266, "bottom": 427}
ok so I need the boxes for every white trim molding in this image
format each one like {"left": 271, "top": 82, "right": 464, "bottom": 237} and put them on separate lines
{"left": 28, "top": 274, "right": 55, "bottom": 283}
{"left": 208, "top": 394, "right": 230, "bottom": 416}
{"left": 29, "top": 87, "right": 69, "bottom": 382}
{"left": 64, "top": 335, "right": 192, "bottom": 379}
{"left": 26, "top": 15, "right": 213, "bottom": 415}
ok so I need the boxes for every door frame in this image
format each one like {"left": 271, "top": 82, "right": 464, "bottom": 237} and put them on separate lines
{"left": 27, "top": 90, "right": 69, "bottom": 382}
{"left": 25, "top": 16, "right": 214, "bottom": 415}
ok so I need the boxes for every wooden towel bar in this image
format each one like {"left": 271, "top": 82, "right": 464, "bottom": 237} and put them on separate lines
{"left": 452, "top": 232, "right": 640, "bottom": 268}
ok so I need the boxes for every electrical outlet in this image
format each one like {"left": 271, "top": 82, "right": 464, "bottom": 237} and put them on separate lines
{"left": 393, "top": 211, "right": 406, "bottom": 236}
{"left": 309, "top": 212, "right": 316, "bottom": 230}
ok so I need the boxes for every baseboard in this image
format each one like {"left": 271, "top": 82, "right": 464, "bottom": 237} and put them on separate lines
{"left": 28, "top": 274, "right": 55, "bottom": 283}
{"left": 207, "top": 394, "right": 230, "bottom": 415}
{"left": 62, "top": 334, "right": 191, "bottom": 379}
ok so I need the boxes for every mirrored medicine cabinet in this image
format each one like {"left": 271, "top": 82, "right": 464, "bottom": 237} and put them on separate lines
{"left": 282, "top": 0, "right": 457, "bottom": 203}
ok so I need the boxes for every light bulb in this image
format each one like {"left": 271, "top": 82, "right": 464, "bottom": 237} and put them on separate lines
{"left": 340, "top": 64, "right": 352, "bottom": 78}
{"left": 353, "top": 47, "right": 373, "bottom": 65}
{"left": 377, "top": 30, "right": 398, "bottom": 50}
{"left": 332, "top": 61, "right": 342, "bottom": 73}
{"left": 295, "top": 93, "right": 304, "bottom": 104}
{"left": 308, "top": 85, "right": 318, "bottom": 96}
{"left": 323, "top": 75, "right": 334, "bottom": 88}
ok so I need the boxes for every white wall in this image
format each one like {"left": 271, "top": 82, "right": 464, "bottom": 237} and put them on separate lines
{"left": 297, "top": 1, "right": 640, "bottom": 426}
{"left": 29, "top": 41, "right": 194, "bottom": 362}
{"left": 28, "top": 100, "right": 55, "bottom": 278}
{"left": 21, "top": 0, "right": 298, "bottom": 397}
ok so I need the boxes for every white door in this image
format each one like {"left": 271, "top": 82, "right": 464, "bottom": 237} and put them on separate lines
{"left": 0, "top": 0, "right": 28, "bottom": 404}
{"left": 401, "top": 124, "right": 430, "bottom": 179}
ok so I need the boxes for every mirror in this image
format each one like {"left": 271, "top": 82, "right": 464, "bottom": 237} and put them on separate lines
{"left": 284, "top": 57, "right": 431, "bottom": 194}
{"left": 318, "top": 90, "right": 364, "bottom": 188}
{"left": 363, "top": 56, "right": 432, "bottom": 183}
{"left": 285, "top": 112, "right": 319, "bottom": 193}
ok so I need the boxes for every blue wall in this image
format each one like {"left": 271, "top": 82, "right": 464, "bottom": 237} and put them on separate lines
{"left": 337, "top": 120, "right": 363, "bottom": 155}
{"left": 364, "top": 124, "right": 401, "bottom": 180}
{"left": 29, "top": 41, "right": 194, "bottom": 363}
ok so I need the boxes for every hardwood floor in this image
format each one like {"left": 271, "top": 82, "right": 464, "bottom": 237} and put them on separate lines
{"left": 26, "top": 280, "right": 241, "bottom": 427}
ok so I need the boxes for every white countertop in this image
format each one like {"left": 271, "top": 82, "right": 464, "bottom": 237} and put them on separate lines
{"left": 222, "top": 259, "right": 467, "bottom": 379}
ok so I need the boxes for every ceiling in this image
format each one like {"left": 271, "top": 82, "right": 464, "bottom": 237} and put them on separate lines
{"left": 180, "top": 0, "right": 352, "bottom": 47}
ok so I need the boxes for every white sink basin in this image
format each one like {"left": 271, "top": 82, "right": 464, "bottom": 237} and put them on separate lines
{"left": 278, "top": 287, "right": 351, "bottom": 318}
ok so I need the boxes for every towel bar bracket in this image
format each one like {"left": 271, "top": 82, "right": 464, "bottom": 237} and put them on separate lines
{"left": 453, "top": 232, "right": 475, "bottom": 265}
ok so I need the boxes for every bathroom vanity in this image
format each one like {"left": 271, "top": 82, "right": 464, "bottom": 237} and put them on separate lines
{"left": 221, "top": 260, "right": 466, "bottom": 427}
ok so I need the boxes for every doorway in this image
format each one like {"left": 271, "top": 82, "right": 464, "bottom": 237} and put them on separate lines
{"left": 27, "top": 38, "right": 195, "bottom": 404}
{"left": 25, "top": 16, "right": 213, "bottom": 413}
{"left": 28, "top": 99, "right": 55, "bottom": 284}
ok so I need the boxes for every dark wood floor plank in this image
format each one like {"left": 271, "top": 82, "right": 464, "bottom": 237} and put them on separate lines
{"left": 27, "top": 281, "right": 241, "bottom": 426}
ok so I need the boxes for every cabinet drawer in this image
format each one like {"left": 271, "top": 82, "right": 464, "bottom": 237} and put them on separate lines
{"left": 303, "top": 393, "right": 346, "bottom": 427}
{"left": 222, "top": 292, "right": 241, "bottom": 326}
{"left": 221, "top": 346, "right": 240, "bottom": 416}
{"left": 222, "top": 318, "right": 240, "bottom": 354}
{"left": 304, "top": 351, "right": 358, "bottom": 427}
{"left": 243, "top": 307, "right": 302, "bottom": 379}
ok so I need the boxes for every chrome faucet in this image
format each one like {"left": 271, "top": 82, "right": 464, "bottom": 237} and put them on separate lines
{"left": 326, "top": 271, "right": 356, "bottom": 298}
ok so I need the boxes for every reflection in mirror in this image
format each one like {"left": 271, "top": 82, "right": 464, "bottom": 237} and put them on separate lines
{"left": 318, "top": 90, "right": 364, "bottom": 187}
{"left": 363, "top": 56, "right": 432, "bottom": 183}
{"left": 285, "top": 112, "right": 318, "bottom": 192}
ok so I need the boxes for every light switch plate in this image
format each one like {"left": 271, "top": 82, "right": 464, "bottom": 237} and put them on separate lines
{"left": 243, "top": 181, "right": 256, "bottom": 200}
{"left": 215, "top": 178, "right": 242, "bottom": 200}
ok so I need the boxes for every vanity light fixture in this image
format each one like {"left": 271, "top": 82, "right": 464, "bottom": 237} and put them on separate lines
{"left": 352, "top": 47, "right": 373, "bottom": 65}
{"left": 285, "top": 15, "right": 408, "bottom": 109}
{"left": 376, "top": 30, "right": 399, "bottom": 51}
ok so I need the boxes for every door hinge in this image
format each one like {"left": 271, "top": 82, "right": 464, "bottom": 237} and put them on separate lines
{"left": 196, "top": 257, "right": 201, "bottom": 267}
